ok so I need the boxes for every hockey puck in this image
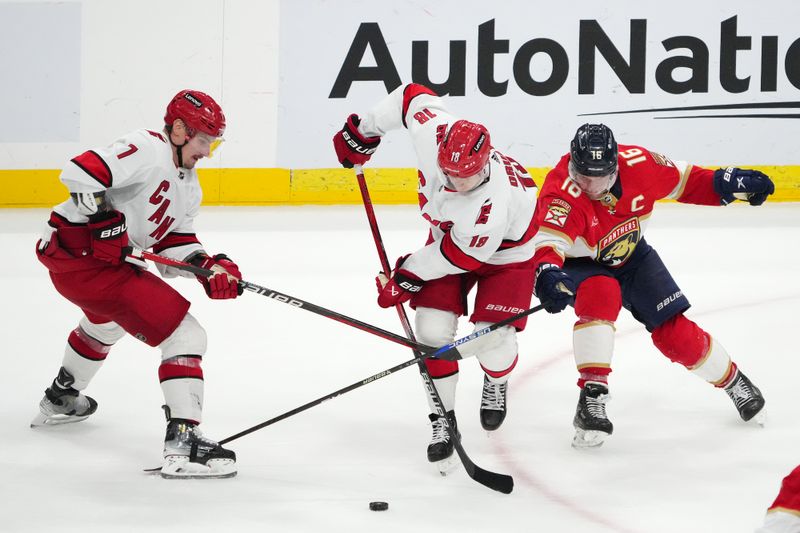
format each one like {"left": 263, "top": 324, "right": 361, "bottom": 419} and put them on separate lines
{"left": 369, "top": 501, "right": 389, "bottom": 511}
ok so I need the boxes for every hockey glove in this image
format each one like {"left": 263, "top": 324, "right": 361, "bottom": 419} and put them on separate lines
{"left": 713, "top": 167, "right": 775, "bottom": 206}
{"left": 534, "top": 263, "right": 576, "bottom": 314}
{"left": 88, "top": 210, "right": 130, "bottom": 265}
{"left": 333, "top": 114, "right": 381, "bottom": 169}
{"left": 376, "top": 255, "right": 424, "bottom": 308}
{"left": 192, "top": 253, "right": 243, "bottom": 299}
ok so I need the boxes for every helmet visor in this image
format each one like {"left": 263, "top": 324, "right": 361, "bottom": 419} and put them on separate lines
{"left": 193, "top": 131, "right": 224, "bottom": 155}
{"left": 569, "top": 160, "right": 617, "bottom": 200}
{"left": 442, "top": 164, "right": 490, "bottom": 192}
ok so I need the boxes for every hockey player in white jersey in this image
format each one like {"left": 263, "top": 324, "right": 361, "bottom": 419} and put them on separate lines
{"left": 334, "top": 83, "right": 540, "bottom": 472}
{"left": 32, "top": 90, "right": 239, "bottom": 479}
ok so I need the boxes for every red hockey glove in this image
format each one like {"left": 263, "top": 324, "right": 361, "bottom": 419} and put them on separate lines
{"left": 193, "top": 253, "right": 243, "bottom": 299}
{"left": 88, "top": 210, "right": 129, "bottom": 265}
{"left": 333, "top": 114, "right": 381, "bottom": 169}
{"left": 375, "top": 255, "right": 424, "bottom": 308}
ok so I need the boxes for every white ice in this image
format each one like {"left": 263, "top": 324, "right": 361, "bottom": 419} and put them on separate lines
{"left": 2, "top": 202, "right": 798, "bottom": 533}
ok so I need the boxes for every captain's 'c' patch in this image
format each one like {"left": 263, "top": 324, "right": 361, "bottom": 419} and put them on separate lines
{"left": 544, "top": 198, "right": 571, "bottom": 228}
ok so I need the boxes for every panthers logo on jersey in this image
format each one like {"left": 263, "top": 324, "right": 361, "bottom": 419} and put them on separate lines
{"left": 597, "top": 218, "right": 641, "bottom": 267}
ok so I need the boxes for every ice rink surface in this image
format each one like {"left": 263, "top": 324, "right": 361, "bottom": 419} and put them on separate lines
{"left": 2, "top": 202, "right": 798, "bottom": 533}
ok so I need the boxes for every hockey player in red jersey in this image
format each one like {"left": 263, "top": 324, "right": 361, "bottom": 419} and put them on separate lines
{"left": 531, "top": 123, "right": 772, "bottom": 448}
{"left": 32, "top": 90, "right": 239, "bottom": 478}
{"left": 757, "top": 465, "right": 800, "bottom": 532}
{"left": 334, "top": 84, "right": 540, "bottom": 473}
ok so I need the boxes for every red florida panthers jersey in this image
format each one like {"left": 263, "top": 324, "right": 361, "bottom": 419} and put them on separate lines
{"left": 531, "top": 145, "right": 723, "bottom": 269}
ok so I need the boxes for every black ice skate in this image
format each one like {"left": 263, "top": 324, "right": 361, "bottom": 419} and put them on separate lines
{"left": 724, "top": 370, "right": 766, "bottom": 426}
{"left": 572, "top": 382, "right": 613, "bottom": 448}
{"left": 31, "top": 367, "right": 97, "bottom": 427}
{"left": 161, "top": 414, "right": 237, "bottom": 479}
{"left": 427, "top": 410, "right": 461, "bottom": 475}
{"left": 480, "top": 375, "right": 507, "bottom": 431}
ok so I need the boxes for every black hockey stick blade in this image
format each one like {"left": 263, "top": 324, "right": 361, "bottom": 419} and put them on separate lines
{"left": 421, "top": 369, "right": 514, "bottom": 494}
{"left": 458, "top": 450, "right": 514, "bottom": 494}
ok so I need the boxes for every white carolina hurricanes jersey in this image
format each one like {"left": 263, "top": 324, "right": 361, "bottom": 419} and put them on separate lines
{"left": 53, "top": 128, "right": 204, "bottom": 275}
{"left": 358, "top": 84, "right": 539, "bottom": 281}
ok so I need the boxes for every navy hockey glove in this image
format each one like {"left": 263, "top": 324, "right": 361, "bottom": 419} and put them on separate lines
{"left": 713, "top": 167, "right": 775, "bottom": 206}
{"left": 192, "top": 253, "right": 243, "bottom": 299}
{"left": 376, "top": 255, "right": 424, "bottom": 308}
{"left": 534, "top": 263, "right": 576, "bottom": 314}
{"left": 333, "top": 114, "right": 381, "bottom": 169}
{"left": 88, "top": 210, "right": 130, "bottom": 265}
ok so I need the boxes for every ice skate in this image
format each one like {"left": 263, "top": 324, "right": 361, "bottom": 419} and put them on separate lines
{"left": 572, "top": 382, "right": 613, "bottom": 448}
{"left": 31, "top": 367, "right": 98, "bottom": 427}
{"left": 161, "top": 418, "right": 237, "bottom": 479}
{"left": 427, "top": 410, "right": 461, "bottom": 475}
{"left": 480, "top": 375, "right": 507, "bottom": 431}
{"left": 724, "top": 370, "right": 766, "bottom": 426}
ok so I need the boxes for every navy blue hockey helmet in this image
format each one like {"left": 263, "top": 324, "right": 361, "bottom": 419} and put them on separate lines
{"left": 570, "top": 124, "right": 618, "bottom": 177}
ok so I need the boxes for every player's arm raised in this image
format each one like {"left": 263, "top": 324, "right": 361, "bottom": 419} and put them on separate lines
{"left": 332, "top": 83, "right": 447, "bottom": 169}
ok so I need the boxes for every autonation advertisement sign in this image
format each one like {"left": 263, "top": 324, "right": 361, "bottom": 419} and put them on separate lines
{"left": 278, "top": 0, "right": 800, "bottom": 168}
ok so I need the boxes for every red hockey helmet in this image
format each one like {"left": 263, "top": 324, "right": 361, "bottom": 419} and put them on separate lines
{"left": 437, "top": 120, "right": 491, "bottom": 180}
{"left": 164, "top": 90, "right": 226, "bottom": 138}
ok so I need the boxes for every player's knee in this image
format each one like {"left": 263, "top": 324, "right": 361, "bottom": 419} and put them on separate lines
{"left": 424, "top": 356, "right": 458, "bottom": 378}
{"left": 159, "top": 313, "right": 207, "bottom": 360}
{"left": 474, "top": 323, "right": 518, "bottom": 376}
{"left": 651, "top": 314, "right": 709, "bottom": 366}
{"left": 415, "top": 307, "right": 458, "bottom": 347}
{"left": 575, "top": 276, "right": 621, "bottom": 323}
{"left": 79, "top": 316, "right": 125, "bottom": 345}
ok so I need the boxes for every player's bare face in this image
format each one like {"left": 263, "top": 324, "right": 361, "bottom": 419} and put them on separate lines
{"left": 181, "top": 132, "right": 217, "bottom": 169}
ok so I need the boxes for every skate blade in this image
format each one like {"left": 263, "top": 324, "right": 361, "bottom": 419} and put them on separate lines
{"left": 480, "top": 412, "right": 506, "bottom": 434}
{"left": 748, "top": 408, "right": 767, "bottom": 428}
{"left": 572, "top": 428, "right": 610, "bottom": 449}
{"left": 432, "top": 454, "right": 460, "bottom": 476}
{"left": 30, "top": 412, "right": 90, "bottom": 428}
{"left": 481, "top": 422, "right": 504, "bottom": 434}
{"left": 160, "top": 456, "right": 237, "bottom": 480}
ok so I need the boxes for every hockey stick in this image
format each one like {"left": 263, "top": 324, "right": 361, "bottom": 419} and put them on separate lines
{"left": 129, "top": 248, "right": 456, "bottom": 358}
{"left": 144, "top": 351, "right": 431, "bottom": 472}
{"left": 218, "top": 352, "right": 427, "bottom": 445}
{"left": 354, "top": 165, "right": 514, "bottom": 494}
{"left": 141, "top": 297, "right": 541, "bottom": 473}
{"left": 128, "top": 249, "right": 542, "bottom": 363}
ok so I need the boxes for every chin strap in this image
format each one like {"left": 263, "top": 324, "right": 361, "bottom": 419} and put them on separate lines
{"left": 166, "top": 126, "right": 189, "bottom": 167}
{"left": 172, "top": 140, "right": 188, "bottom": 168}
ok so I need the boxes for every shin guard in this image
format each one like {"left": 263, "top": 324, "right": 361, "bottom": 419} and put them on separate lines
{"left": 651, "top": 314, "right": 734, "bottom": 386}
{"left": 573, "top": 276, "right": 621, "bottom": 387}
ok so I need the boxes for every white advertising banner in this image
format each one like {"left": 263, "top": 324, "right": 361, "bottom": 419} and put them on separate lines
{"left": 278, "top": 0, "right": 800, "bottom": 168}
{"left": 0, "top": 3, "right": 81, "bottom": 142}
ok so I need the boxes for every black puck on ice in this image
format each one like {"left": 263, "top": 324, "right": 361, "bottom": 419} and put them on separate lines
{"left": 369, "top": 501, "right": 389, "bottom": 511}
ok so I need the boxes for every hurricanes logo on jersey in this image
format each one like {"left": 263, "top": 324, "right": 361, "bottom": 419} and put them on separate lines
{"left": 597, "top": 217, "right": 641, "bottom": 267}
{"left": 475, "top": 200, "right": 492, "bottom": 225}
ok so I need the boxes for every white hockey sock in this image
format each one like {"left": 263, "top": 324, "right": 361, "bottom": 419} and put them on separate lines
{"left": 689, "top": 337, "right": 734, "bottom": 386}
{"left": 426, "top": 373, "right": 458, "bottom": 413}
{"left": 574, "top": 319, "right": 615, "bottom": 376}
